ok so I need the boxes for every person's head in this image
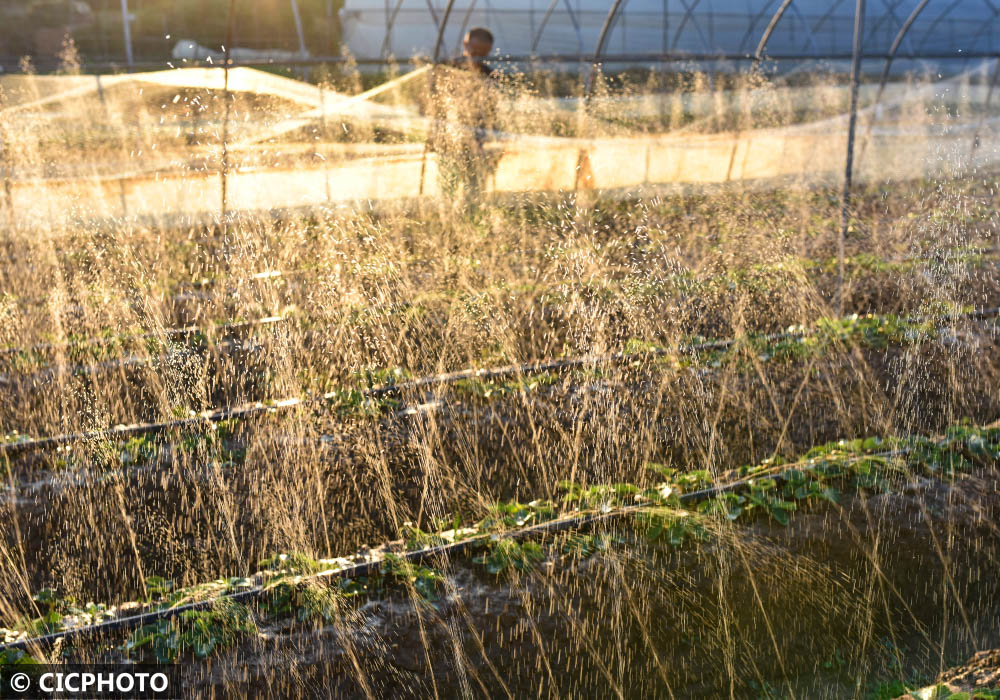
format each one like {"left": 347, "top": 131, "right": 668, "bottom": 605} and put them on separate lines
{"left": 462, "top": 27, "right": 493, "bottom": 59}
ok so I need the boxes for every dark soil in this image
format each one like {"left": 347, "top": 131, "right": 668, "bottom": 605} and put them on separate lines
{"left": 169, "top": 467, "right": 1000, "bottom": 698}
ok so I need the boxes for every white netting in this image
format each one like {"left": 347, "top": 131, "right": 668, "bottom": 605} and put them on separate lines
{"left": 2, "top": 61, "right": 999, "bottom": 227}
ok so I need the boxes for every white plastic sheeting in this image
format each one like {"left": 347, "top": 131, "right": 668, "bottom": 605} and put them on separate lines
{"left": 12, "top": 110, "right": 1000, "bottom": 229}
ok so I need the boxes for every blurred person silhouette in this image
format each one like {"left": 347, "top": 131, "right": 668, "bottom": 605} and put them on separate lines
{"left": 428, "top": 27, "right": 500, "bottom": 213}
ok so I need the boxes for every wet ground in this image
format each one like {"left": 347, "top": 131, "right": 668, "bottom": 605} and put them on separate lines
{"left": 164, "top": 466, "right": 1000, "bottom": 698}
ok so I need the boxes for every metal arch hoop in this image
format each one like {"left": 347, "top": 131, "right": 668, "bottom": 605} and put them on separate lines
{"left": 915, "top": 0, "right": 999, "bottom": 54}
{"left": 960, "top": 14, "right": 1000, "bottom": 58}
{"left": 738, "top": 0, "right": 780, "bottom": 55}
{"left": 806, "top": 0, "right": 850, "bottom": 44}
{"left": 754, "top": 0, "right": 794, "bottom": 59}
{"left": 872, "top": 0, "right": 930, "bottom": 107}
{"left": 846, "top": 0, "right": 939, "bottom": 175}
{"left": 867, "top": 0, "right": 906, "bottom": 52}
{"left": 754, "top": 0, "right": 827, "bottom": 59}
{"left": 594, "top": 0, "right": 629, "bottom": 62}
{"left": 913, "top": 0, "right": 963, "bottom": 55}
{"left": 672, "top": 0, "right": 710, "bottom": 53}
{"left": 532, "top": 0, "right": 562, "bottom": 53}
{"left": 432, "top": 0, "right": 458, "bottom": 63}
{"left": 788, "top": 2, "right": 821, "bottom": 55}
{"left": 532, "top": 0, "right": 585, "bottom": 55}
{"left": 426, "top": 0, "right": 441, "bottom": 27}
{"left": 586, "top": 0, "right": 628, "bottom": 97}
{"left": 958, "top": 0, "right": 1000, "bottom": 64}
{"left": 380, "top": 0, "right": 407, "bottom": 58}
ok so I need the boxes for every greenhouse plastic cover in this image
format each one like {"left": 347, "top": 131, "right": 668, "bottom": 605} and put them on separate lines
{"left": 340, "top": 0, "right": 1000, "bottom": 62}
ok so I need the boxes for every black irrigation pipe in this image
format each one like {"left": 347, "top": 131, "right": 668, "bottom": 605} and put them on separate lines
{"left": 0, "top": 434, "right": 961, "bottom": 654}
{"left": 838, "top": 0, "right": 866, "bottom": 317}
{"left": 220, "top": 0, "right": 238, "bottom": 226}
{"left": 2, "top": 306, "right": 998, "bottom": 458}
{"left": 0, "top": 398, "right": 307, "bottom": 457}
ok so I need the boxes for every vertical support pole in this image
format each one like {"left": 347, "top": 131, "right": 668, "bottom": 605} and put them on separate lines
{"left": 418, "top": 0, "right": 457, "bottom": 197}
{"left": 221, "top": 0, "right": 237, "bottom": 227}
{"left": 99, "top": 0, "right": 110, "bottom": 60}
{"left": 838, "top": 0, "right": 865, "bottom": 316}
{"left": 970, "top": 57, "right": 1000, "bottom": 160}
{"left": 290, "top": 0, "right": 309, "bottom": 80}
{"left": 327, "top": 0, "right": 335, "bottom": 55}
{"left": 855, "top": 0, "right": 928, "bottom": 171}
{"left": 291, "top": 0, "right": 308, "bottom": 56}
{"left": 321, "top": 81, "right": 331, "bottom": 202}
{"left": 120, "top": 0, "right": 134, "bottom": 69}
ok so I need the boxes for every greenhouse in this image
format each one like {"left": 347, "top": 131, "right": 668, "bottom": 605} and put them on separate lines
{"left": 340, "top": 0, "right": 1000, "bottom": 67}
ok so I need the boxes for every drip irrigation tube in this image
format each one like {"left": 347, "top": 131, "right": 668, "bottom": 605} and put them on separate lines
{"left": 0, "top": 433, "right": 971, "bottom": 655}
{"left": 2, "top": 307, "right": 997, "bottom": 458}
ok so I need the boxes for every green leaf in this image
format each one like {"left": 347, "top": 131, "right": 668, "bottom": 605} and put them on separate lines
{"left": 770, "top": 507, "right": 790, "bottom": 526}
{"left": 752, "top": 478, "right": 778, "bottom": 491}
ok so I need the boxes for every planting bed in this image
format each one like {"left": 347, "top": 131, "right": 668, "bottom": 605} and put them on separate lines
{"left": 3, "top": 111, "right": 1000, "bottom": 695}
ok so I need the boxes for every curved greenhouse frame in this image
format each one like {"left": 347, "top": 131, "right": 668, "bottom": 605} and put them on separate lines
{"left": 341, "top": 0, "right": 1000, "bottom": 66}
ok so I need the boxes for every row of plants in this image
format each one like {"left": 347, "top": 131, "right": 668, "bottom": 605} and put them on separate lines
{"left": 3, "top": 307, "right": 988, "bottom": 474}
{"left": 1, "top": 417, "right": 246, "bottom": 477}
{"left": 0, "top": 313, "right": 293, "bottom": 376}
{"left": 4, "top": 230, "right": 993, "bottom": 374}
{"left": 0, "top": 363, "right": 412, "bottom": 455}
{"left": 442, "top": 308, "right": 982, "bottom": 404}
{"left": 0, "top": 550, "right": 447, "bottom": 666}
{"left": 871, "top": 680, "right": 1000, "bottom": 700}
{"left": 4, "top": 421, "right": 998, "bottom": 669}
